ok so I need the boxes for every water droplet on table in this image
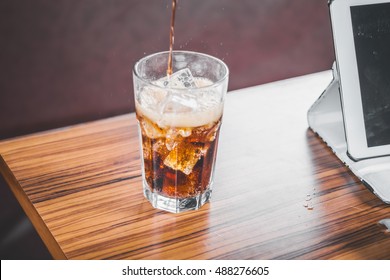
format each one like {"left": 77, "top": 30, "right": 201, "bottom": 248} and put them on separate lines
{"left": 378, "top": 219, "right": 390, "bottom": 233}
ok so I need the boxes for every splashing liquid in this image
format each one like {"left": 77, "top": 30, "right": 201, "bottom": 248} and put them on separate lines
{"left": 167, "top": 0, "right": 177, "bottom": 76}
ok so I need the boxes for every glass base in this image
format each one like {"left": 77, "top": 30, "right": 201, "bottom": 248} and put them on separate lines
{"left": 143, "top": 181, "right": 212, "bottom": 213}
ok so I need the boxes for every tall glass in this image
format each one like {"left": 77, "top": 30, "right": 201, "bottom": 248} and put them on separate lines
{"left": 133, "top": 51, "right": 229, "bottom": 213}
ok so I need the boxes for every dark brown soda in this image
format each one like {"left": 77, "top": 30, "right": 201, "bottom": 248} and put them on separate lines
{"left": 167, "top": 0, "right": 177, "bottom": 76}
{"left": 137, "top": 113, "right": 221, "bottom": 198}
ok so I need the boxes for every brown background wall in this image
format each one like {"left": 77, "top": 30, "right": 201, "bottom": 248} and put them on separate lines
{"left": 0, "top": 0, "right": 334, "bottom": 259}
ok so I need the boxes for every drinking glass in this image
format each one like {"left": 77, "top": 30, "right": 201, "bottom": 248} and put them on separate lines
{"left": 133, "top": 51, "right": 229, "bottom": 213}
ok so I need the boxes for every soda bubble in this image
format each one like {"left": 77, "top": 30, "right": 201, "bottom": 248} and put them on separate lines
{"left": 178, "top": 128, "right": 192, "bottom": 137}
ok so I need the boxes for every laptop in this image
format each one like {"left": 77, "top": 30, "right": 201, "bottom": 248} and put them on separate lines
{"left": 308, "top": 0, "right": 390, "bottom": 204}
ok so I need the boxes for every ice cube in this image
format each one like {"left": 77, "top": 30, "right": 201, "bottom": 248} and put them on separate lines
{"left": 152, "top": 138, "right": 168, "bottom": 155}
{"left": 165, "top": 128, "right": 180, "bottom": 151}
{"left": 163, "top": 142, "right": 204, "bottom": 175}
{"left": 160, "top": 93, "right": 198, "bottom": 115}
{"left": 174, "top": 68, "right": 198, "bottom": 88}
{"left": 191, "top": 121, "right": 221, "bottom": 143}
{"left": 156, "top": 68, "right": 198, "bottom": 114}
{"left": 139, "top": 86, "right": 167, "bottom": 109}
{"left": 164, "top": 128, "right": 192, "bottom": 151}
{"left": 141, "top": 137, "right": 152, "bottom": 161}
{"left": 139, "top": 117, "right": 164, "bottom": 139}
{"left": 156, "top": 68, "right": 198, "bottom": 89}
{"left": 205, "top": 121, "right": 221, "bottom": 142}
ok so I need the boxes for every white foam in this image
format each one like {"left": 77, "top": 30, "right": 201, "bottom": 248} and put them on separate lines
{"left": 136, "top": 77, "right": 223, "bottom": 128}
{"left": 137, "top": 102, "right": 223, "bottom": 128}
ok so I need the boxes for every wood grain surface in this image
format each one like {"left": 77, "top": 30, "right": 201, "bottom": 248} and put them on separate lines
{"left": 1, "top": 71, "right": 389, "bottom": 259}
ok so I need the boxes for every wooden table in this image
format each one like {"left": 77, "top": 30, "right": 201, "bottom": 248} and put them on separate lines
{"left": 1, "top": 71, "right": 389, "bottom": 260}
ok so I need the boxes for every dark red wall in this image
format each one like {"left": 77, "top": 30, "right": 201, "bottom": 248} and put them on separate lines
{"left": 0, "top": 0, "right": 334, "bottom": 140}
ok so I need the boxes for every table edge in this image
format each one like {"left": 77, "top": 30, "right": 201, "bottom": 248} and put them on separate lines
{"left": 0, "top": 155, "right": 67, "bottom": 259}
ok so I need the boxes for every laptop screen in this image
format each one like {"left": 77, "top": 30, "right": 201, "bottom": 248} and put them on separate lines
{"left": 351, "top": 3, "right": 390, "bottom": 147}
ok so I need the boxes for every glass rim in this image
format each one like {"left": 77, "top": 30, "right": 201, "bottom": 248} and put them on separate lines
{"left": 133, "top": 50, "right": 229, "bottom": 91}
